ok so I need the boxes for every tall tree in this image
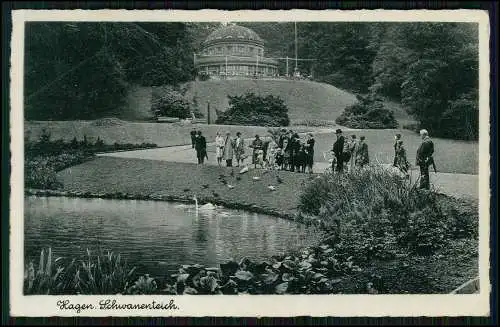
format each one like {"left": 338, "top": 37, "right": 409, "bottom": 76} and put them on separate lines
{"left": 298, "top": 22, "right": 378, "bottom": 93}
{"left": 25, "top": 22, "right": 195, "bottom": 120}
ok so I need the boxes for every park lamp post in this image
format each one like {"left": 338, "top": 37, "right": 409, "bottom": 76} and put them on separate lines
{"left": 207, "top": 100, "right": 211, "bottom": 125}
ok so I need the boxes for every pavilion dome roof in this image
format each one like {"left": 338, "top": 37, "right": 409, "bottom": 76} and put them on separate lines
{"left": 204, "top": 24, "right": 263, "bottom": 44}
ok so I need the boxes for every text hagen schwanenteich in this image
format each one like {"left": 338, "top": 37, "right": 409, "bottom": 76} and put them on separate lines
{"left": 56, "top": 299, "right": 179, "bottom": 313}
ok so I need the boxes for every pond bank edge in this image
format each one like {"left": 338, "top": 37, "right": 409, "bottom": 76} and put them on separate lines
{"left": 23, "top": 188, "right": 478, "bottom": 294}
{"left": 24, "top": 188, "right": 299, "bottom": 221}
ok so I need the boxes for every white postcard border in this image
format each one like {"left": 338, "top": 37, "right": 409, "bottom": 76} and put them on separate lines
{"left": 9, "top": 9, "right": 491, "bottom": 317}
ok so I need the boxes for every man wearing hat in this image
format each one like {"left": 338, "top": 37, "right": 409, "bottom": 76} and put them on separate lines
{"left": 416, "top": 129, "right": 434, "bottom": 189}
{"left": 250, "top": 134, "right": 264, "bottom": 167}
{"left": 332, "top": 129, "right": 346, "bottom": 172}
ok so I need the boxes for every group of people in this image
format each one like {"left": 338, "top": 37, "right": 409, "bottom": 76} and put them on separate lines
{"left": 390, "top": 129, "right": 435, "bottom": 190}
{"left": 191, "top": 128, "right": 317, "bottom": 173}
{"left": 273, "top": 129, "right": 316, "bottom": 173}
{"left": 191, "top": 127, "right": 435, "bottom": 190}
{"left": 191, "top": 129, "right": 246, "bottom": 166}
{"left": 214, "top": 131, "right": 246, "bottom": 167}
{"left": 330, "top": 128, "right": 435, "bottom": 190}
{"left": 330, "top": 129, "right": 370, "bottom": 173}
{"left": 214, "top": 129, "right": 316, "bottom": 173}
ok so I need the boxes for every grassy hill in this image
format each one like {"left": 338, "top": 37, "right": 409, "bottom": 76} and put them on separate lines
{"left": 108, "top": 79, "right": 415, "bottom": 127}
{"left": 179, "top": 79, "right": 359, "bottom": 123}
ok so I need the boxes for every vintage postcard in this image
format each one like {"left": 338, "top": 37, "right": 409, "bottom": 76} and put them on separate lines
{"left": 9, "top": 9, "right": 490, "bottom": 317}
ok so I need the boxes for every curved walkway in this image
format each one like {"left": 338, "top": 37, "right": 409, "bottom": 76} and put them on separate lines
{"left": 97, "top": 143, "right": 479, "bottom": 201}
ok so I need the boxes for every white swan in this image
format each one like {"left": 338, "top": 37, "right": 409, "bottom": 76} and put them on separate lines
{"left": 192, "top": 196, "right": 217, "bottom": 211}
{"left": 200, "top": 203, "right": 217, "bottom": 210}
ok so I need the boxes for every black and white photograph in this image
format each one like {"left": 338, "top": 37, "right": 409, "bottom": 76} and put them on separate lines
{"left": 9, "top": 9, "right": 490, "bottom": 317}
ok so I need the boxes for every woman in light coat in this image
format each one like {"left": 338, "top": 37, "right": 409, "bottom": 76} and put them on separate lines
{"left": 234, "top": 132, "right": 245, "bottom": 167}
{"left": 222, "top": 132, "right": 235, "bottom": 167}
{"left": 348, "top": 135, "right": 360, "bottom": 172}
{"left": 355, "top": 136, "right": 369, "bottom": 168}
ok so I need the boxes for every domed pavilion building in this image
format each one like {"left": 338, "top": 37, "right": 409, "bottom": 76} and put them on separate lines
{"left": 194, "top": 24, "right": 279, "bottom": 79}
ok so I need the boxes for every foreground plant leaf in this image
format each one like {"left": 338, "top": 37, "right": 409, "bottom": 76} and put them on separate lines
{"left": 200, "top": 276, "right": 219, "bottom": 293}
{"left": 275, "top": 282, "right": 289, "bottom": 294}
{"left": 183, "top": 287, "right": 198, "bottom": 295}
{"left": 220, "top": 261, "right": 239, "bottom": 277}
{"left": 234, "top": 270, "right": 254, "bottom": 281}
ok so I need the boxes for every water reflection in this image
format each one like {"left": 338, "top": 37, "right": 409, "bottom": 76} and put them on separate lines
{"left": 24, "top": 196, "right": 320, "bottom": 277}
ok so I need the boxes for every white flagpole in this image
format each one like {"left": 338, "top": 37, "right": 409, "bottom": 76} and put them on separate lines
{"left": 295, "top": 22, "right": 298, "bottom": 71}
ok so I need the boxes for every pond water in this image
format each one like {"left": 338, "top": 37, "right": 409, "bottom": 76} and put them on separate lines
{"left": 24, "top": 196, "right": 320, "bottom": 278}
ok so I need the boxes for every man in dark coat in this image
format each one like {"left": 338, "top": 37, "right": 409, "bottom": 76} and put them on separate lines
{"left": 393, "top": 133, "right": 402, "bottom": 166}
{"left": 289, "top": 133, "right": 301, "bottom": 172}
{"left": 332, "top": 129, "right": 345, "bottom": 172}
{"left": 194, "top": 130, "right": 207, "bottom": 164}
{"left": 416, "top": 129, "right": 434, "bottom": 189}
{"left": 190, "top": 129, "right": 197, "bottom": 149}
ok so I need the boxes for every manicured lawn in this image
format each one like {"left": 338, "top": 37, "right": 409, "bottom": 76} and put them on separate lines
{"left": 56, "top": 156, "right": 318, "bottom": 217}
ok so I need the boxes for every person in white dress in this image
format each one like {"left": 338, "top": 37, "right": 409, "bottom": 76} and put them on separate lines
{"left": 215, "top": 132, "right": 225, "bottom": 167}
{"left": 266, "top": 138, "right": 278, "bottom": 169}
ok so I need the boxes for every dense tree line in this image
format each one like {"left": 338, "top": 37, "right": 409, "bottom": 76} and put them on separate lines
{"left": 25, "top": 22, "right": 479, "bottom": 140}
{"left": 25, "top": 22, "right": 195, "bottom": 120}
{"left": 294, "top": 22, "right": 479, "bottom": 140}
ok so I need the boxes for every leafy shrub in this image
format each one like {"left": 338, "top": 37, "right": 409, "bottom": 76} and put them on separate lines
{"left": 215, "top": 92, "right": 290, "bottom": 127}
{"left": 151, "top": 88, "right": 192, "bottom": 119}
{"left": 437, "top": 196, "right": 479, "bottom": 239}
{"left": 336, "top": 94, "right": 398, "bottom": 129}
{"left": 150, "top": 249, "right": 361, "bottom": 295}
{"left": 25, "top": 158, "right": 64, "bottom": 189}
{"left": 25, "top": 138, "right": 158, "bottom": 189}
{"left": 403, "top": 207, "right": 451, "bottom": 255}
{"left": 402, "top": 122, "right": 421, "bottom": 133}
{"left": 127, "top": 275, "right": 158, "bottom": 294}
{"left": 25, "top": 148, "right": 90, "bottom": 189}
{"left": 298, "top": 166, "right": 478, "bottom": 257}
